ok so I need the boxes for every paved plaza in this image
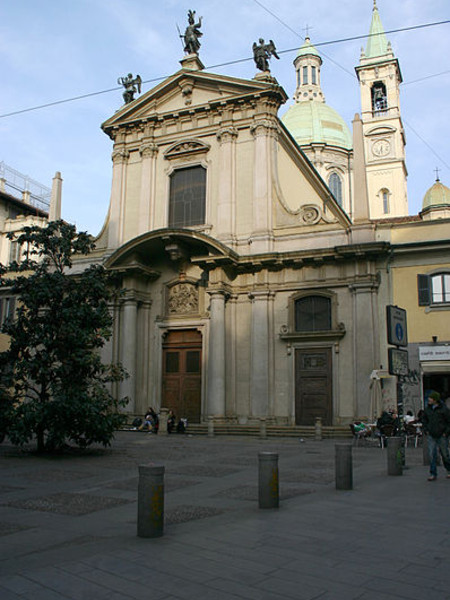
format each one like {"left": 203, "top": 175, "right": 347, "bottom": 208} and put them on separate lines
{"left": 0, "top": 431, "right": 449, "bottom": 599}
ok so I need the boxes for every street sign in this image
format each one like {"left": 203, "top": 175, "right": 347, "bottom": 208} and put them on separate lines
{"left": 386, "top": 305, "right": 408, "bottom": 347}
{"left": 388, "top": 347, "right": 409, "bottom": 376}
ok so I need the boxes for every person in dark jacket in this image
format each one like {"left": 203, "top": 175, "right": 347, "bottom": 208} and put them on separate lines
{"left": 421, "top": 391, "right": 450, "bottom": 481}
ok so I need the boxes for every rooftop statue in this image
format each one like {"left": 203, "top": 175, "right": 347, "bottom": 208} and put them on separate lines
{"left": 117, "top": 73, "right": 142, "bottom": 104}
{"left": 253, "top": 38, "right": 279, "bottom": 72}
{"left": 183, "top": 10, "right": 203, "bottom": 55}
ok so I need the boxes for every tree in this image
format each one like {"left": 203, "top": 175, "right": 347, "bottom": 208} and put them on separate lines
{"left": 0, "top": 221, "right": 128, "bottom": 452}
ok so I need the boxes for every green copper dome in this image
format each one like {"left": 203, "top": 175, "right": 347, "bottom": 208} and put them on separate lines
{"left": 422, "top": 179, "right": 450, "bottom": 209}
{"left": 282, "top": 101, "right": 352, "bottom": 150}
{"left": 296, "top": 37, "right": 321, "bottom": 59}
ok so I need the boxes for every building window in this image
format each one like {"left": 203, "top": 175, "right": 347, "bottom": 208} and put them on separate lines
{"left": 380, "top": 188, "right": 390, "bottom": 214}
{"left": 418, "top": 273, "right": 450, "bottom": 306}
{"left": 295, "top": 295, "right": 331, "bottom": 332}
{"left": 9, "top": 241, "right": 21, "bottom": 265}
{"left": 0, "top": 296, "right": 16, "bottom": 327}
{"left": 169, "top": 166, "right": 206, "bottom": 228}
{"left": 329, "top": 172, "right": 343, "bottom": 206}
{"left": 302, "top": 66, "right": 308, "bottom": 85}
{"left": 311, "top": 66, "right": 317, "bottom": 85}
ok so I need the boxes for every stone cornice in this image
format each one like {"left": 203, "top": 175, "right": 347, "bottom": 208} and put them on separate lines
{"left": 192, "top": 242, "right": 391, "bottom": 273}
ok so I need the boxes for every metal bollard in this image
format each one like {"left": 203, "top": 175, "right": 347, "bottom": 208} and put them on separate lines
{"left": 335, "top": 444, "right": 353, "bottom": 490}
{"left": 387, "top": 437, "right": 403, "bottom": 476}
{"left": 314, "top": 417, "right": 323, "bottom": 441}
{"left": 258, "top": 452, "right": 279, "bottom": 509}
{"left": 137, "top": 464, "right": 165, "bottom": 538}
{"left": 208, "top": 416, "right": 214, "bottom": 438}
{"left": 158, "top": 407, "right": 168, "bottom": 436}
{"left": 259, "top": 417, "right": 267, "bottom": 440}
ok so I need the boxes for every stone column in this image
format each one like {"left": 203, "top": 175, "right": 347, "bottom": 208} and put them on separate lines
{"left": 207, "top": 291, "right": 226, "bottom": 417}
{"left": 108, "top": 142, "right": 129, "bottom": 249}
{"left": 119, "top": 295, "right": 138, "bottom": 413}
{"left": 216, "top": 126, "right": 237, "bottom": 242}
{"left": 249, "top": 291, "right": 274, "bottom": 417}
{"left": 138, "top": 141, "right": 158, "bottom": 235}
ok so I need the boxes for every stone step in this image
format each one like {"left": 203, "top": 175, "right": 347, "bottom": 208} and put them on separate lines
{"left": 184, "top": 424, "right": 351, "bottom": 439}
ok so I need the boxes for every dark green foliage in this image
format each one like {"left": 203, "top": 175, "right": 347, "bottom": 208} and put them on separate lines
{"left": 0, "top": 221, "right": 127, "bottom": 452}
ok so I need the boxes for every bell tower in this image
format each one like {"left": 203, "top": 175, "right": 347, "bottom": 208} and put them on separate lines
{"left": 355, "top": 1, "right": 408, "bottom": 218}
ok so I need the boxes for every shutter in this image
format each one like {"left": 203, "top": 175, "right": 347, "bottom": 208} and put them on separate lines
{"left": 417, "top": 274, "right": 430, "bottom": 306}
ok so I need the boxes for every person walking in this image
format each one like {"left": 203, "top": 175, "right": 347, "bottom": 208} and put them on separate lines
{"left": 421, "top": 391, "right": 450, "bottom": 481}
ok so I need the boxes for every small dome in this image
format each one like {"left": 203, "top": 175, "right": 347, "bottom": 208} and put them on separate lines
{"left": 422, "top": 179, "right": 450, "bottom": 209}
{"left": 282, "top": 101, "right": 352, "bottom": 150}
{"left": 296, "top": 37, "right": 321, "bottom": 60}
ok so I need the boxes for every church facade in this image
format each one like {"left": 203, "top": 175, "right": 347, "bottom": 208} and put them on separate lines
{"left": 75, "top": 4, "right": 449, "bottom": 424}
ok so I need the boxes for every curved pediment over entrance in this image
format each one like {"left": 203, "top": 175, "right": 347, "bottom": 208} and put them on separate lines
{"left": 105, "top": 228, "right": 238, "bottom": 272}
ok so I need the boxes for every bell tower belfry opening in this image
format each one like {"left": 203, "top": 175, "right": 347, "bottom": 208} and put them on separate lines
{"left": 355, "top": 1, "right": 408, "bottom": 219}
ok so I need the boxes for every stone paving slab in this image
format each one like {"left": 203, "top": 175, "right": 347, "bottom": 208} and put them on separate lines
{"left": 0, "top": 433, "right": 449, "bottom": 599}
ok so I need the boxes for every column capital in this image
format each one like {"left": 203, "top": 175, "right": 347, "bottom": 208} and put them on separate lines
{"left": 216, "top": 126, "right": 238, "bottom": 144}
{"left": 139, "top": 142, "right": 158, "bottom": 158}
{"left": 250, "top": 119, "right": 279, "bottom": 139}
{"left": 248, "top": 290, "right": 276, "bottom": 302}
{"left": 112, "top": 148, "right": 130, "bottom": 164}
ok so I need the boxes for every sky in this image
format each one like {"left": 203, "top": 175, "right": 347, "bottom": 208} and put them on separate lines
{"left": 1, "top": 0, "right": 449, "bottom": 235}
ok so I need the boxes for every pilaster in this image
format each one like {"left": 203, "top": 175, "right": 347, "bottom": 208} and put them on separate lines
{"left": 250, "top": 119, "right": 278, "bottom": 252}
{"left": 138, "top": 141, "right": 158, "bottom": 235}
{"left": 249, "top": 290, "right": 275, "bottom": 417}
{"left": 109, "top": 141, "right": 129, "bottom": 249}
{"left": 216, "top": 126, "right": 238, "bottom": 243}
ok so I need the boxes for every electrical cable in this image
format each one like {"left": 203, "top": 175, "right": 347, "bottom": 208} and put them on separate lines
{"left": 0, "top": 19, "right": 448, "bottom": 120}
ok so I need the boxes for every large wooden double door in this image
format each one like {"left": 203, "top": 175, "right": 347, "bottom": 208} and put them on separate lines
{"left": 162, "top": 330, "right": 202, "bottom": 423}
{"left": 295, "top": 348, "right": 332, "bottom": 426}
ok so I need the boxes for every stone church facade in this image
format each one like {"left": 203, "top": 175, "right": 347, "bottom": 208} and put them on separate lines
{"left": 81, "top": 27, "right": 394, "bottom": 426}
{"left": 69, "top": 4, "right": 449, "bottom": 426}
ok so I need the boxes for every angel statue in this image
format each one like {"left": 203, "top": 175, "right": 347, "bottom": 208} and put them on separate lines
{"left": 183, "top": 10, "right": 203, "bottom": 55}
{"left": 117, "top": 73, "right": 142, "bottom": 104}
{"left": 252, "top": 38, "right": 280, "bottom": 72}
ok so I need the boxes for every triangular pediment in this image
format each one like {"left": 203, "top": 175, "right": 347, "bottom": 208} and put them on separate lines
{"left": 102, "top": 69, "right": 287, "bottom": 134}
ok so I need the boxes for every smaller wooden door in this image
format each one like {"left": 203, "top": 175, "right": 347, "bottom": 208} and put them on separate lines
{"left": 295, "top": 348, "right": 332, "bottom": 426}
{"left": 162, "top": 330, "right": 202, "bottom": 423}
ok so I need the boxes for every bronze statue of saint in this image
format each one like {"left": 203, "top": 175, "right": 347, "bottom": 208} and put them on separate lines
{"left": 252, "top": 39, "right": 280, "bottom": 72}
{"left": 183, "top": 10, "right": 203, "bottom": 54}
{"left": 117, "top": 73, "right": 142, "bottom": 104}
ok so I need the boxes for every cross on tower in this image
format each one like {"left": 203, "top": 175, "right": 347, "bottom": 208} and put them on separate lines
{"left": 303, "top": 24, "right": 313, "bottom": 39}
{"left": 434, "top": 167, "right": 441, "bottom": 181}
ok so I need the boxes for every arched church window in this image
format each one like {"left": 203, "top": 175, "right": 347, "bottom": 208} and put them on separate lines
{"left": 169, "top": 166, "right": 206, "bottom": 228}
{"left": 311, "top": 66, "right": 317, "bottom": 85}
{"left": 372, "top": 82, "right": 387, "bottom": 115}
{"left": 329, "top": 172, "right": 343, "bottom": 206}
{"left": 381, "top": 188, "right": 390, "bottom": 214}
{"left": 302, "top": 66, "right": 308, "bottom": 84}
{"left": 295, "top": 295, "right": 331, "bottom": 332}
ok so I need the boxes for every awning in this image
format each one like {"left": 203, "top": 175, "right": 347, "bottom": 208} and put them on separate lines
{"left": 421, "top": 361, "right": 450, "bottom": 374}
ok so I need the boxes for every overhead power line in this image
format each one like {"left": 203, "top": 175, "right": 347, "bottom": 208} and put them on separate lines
{"left": 0, "top": 18, "right": 449, "bottom": 120}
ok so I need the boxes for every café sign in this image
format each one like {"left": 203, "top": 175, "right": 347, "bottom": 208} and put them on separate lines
{"left": 419, "top": 346, "right": 450, "bottom": 361}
